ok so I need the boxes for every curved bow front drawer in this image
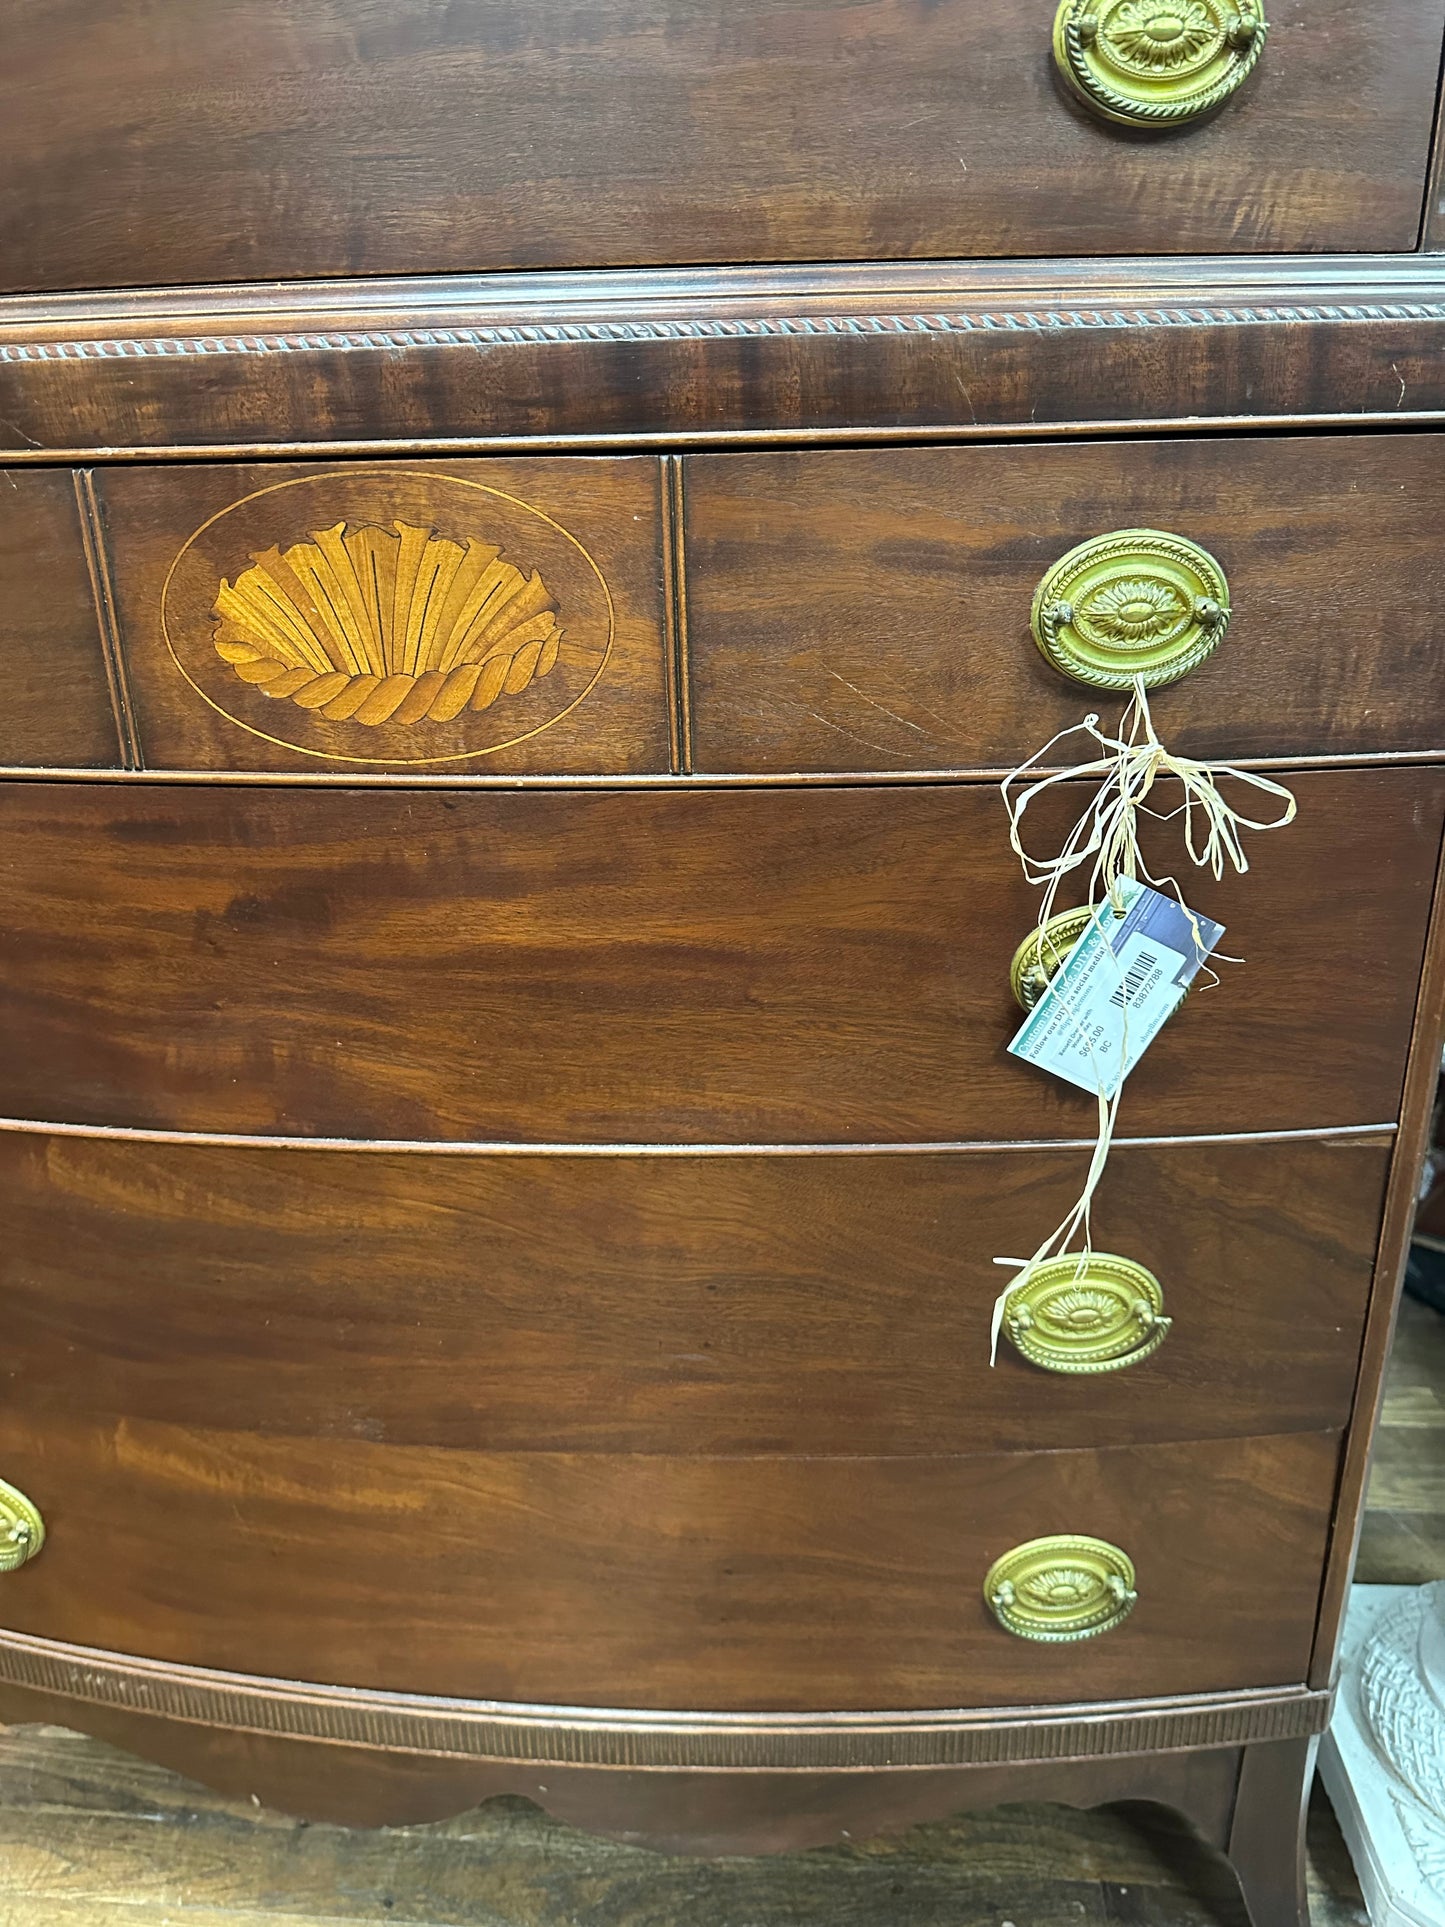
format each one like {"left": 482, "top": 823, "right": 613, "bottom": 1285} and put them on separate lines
{"left": 3, "top": 0, "right": 1441, "bottom": 290}
{"left": 0, "top": 766, "right": 1436, "bottom": 1143}
{"left": 685, "top": 435, "right": 1445, "bottom": 773}
{"left": 0, "top": 1131, "right": 1387, "bottom": 1458}
{"left": 0, "top": 1420, "right": 1341, "bottom": 1710}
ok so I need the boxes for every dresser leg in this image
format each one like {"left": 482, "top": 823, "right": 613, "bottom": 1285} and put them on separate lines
{"left": 1227, "top": 1736, "right": 1319, "bottom": 1927}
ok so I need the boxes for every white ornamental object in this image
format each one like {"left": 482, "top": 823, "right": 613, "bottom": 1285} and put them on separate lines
{"left": 1321, "top": 1583, "right": 1445, "bottom": 1927}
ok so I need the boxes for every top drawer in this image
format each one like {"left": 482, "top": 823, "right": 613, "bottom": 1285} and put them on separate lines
{"left": 2, "top": 0, "right": 1441, "bottom": 292}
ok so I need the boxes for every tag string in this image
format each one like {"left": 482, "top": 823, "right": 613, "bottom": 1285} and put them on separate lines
{"left": 1000, "top": 679, "right": 1297, "bottom": 925}
{"left": 988, "top": 676, "right": 1298, "bottom": 1363}
{"left": 988, "top": 1011, "right": 1124, "bottom": 1365}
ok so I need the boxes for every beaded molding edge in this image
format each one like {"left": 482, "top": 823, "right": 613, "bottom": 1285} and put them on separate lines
{"left": 4, "top": 301, "right": 1445, "bottom": 361}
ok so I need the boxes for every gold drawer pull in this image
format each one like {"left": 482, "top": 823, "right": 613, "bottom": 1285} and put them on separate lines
{"left": 1009, "top": 908, "right": 1097, "bottom": 1012}
{"left": 1002, "top": 1253, "right": 1172, "bottom": 1374}
{"left": 1031, "top": 528, "right": 1230, "bottom": 690}
{"left": 986, "top": 1534, "right": 1138, "bottom": 1641}
{"left": 0, "top": 1477, "right": 44, "bottom": 1572}
{"left": 1008, "top": 908, "right": 1192, "bottom": 1019}
{"left": 1052, "top": 0, "right": 1266, "bottom": 130}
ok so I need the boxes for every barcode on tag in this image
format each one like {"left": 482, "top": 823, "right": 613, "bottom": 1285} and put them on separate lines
{"left": 1008, "top": 879, "right": 1225, "bottom": 1099}
{"left": 1110, "top": 948, "right": 1162, "bottom": 1009}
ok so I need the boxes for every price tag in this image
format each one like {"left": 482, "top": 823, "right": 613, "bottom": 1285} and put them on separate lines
{"left": 1008, "top": 879, "right": 1224, "bottom": 1100}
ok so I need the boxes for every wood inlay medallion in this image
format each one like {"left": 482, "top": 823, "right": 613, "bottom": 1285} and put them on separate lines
{"left": 160, "top": 470, "right": 614, "bottom": 766}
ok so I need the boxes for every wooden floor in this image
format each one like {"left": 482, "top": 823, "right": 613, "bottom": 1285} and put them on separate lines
{"left": 1, "top": 1294, "right": 1440, "bottom": 1927}
{"left": 1355, "top": 1291, "right": 1445, "bottom": 1587}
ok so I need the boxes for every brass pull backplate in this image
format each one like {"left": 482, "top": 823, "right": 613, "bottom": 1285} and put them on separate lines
{"left": 1008, "top": 907, "right": 1192, "bottom": 1020}
{"left": 1002, "top": 1252, "right": 1172, "bottom": 1374}
{"left": 1053, "top": 0, "right": 1267, "bottom": 130}
{"left": 1031, "top": 527, "right": 1231, "bottom": 690}
{"left": 0, "top": 1477, "right": 45, "bottom": 1572}
{"left": 1008, "top": 907, "right": 1098, "bottom": 1012}
{"left": 986, "top": 1534, "right": 1138, "bottom": 1641}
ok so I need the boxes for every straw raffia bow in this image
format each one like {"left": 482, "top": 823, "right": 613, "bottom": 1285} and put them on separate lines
{"left": 1001, "top": 678, "right": 1296, "bottom": 935}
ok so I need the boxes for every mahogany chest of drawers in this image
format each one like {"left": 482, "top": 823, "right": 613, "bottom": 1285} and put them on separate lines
{"left": 4, "top": 4, "right": 1445, "bottom": 1919}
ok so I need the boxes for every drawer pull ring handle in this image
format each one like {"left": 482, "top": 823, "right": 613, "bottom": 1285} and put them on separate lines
{"left": 1030, "top": 528, "right": 1231, "bottom": 689}
{"left": 0, "top": 1478, "right": 45, "bottom": 1572}
{"left": 986, "top": 1535, "right": 1138, "bottom": 1641}
{"left": 1052, "top": 0, "right": 1267, "bottom": 130}
{"left": 1000, "top": 1252, "right": 1172, "bottom": 1374}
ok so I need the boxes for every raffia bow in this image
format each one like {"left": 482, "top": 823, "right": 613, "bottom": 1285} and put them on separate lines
{"left": 1001, "top": 678, "right": 1297, "bottom": 931}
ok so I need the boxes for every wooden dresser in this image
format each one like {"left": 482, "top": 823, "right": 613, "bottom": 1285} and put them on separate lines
{"left": 4, "top": 5, "right": 1445, "bottom": 1919}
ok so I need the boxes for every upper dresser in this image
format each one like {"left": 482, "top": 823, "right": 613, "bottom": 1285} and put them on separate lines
{"left": 5, "top": 0, "right": 1445, "bottom": 291}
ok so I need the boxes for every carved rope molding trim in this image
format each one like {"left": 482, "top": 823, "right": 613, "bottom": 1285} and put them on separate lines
{"left": 0, "top": 1629, "right": 1332, "bottom": 1768}
{"left": 4, "top": 302, "right": 1445, "bottom": 360}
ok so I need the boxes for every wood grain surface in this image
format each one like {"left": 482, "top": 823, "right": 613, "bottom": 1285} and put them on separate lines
{"left": 95, "top": 457, "right": 672, "bottom": 777}
{"left": 2, "top": 0, "right": 1439, "bottom": 295}
{"left": 0, "top": 4, "right": 1436, "bottom": 1904}
{"left": 0, "top": 1423, "right": 1340, "bottom": 1709}
{"left": 0, "top": 1132, "right": 1389, "bottom": 1456}
{"left": 0, "top": 768, "right": 1435, "bottom": 1142}
{"left": 0, "top": 470, "right": 114, "bottom": 768}
{"left": 686, "top": 436, "right": 1445, "bottom": 772}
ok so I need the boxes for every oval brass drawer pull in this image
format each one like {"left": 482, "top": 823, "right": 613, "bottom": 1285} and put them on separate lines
{"left": 1008, "top": 908, "right": 1192, "bottom": 1019}
{"left": 1052, "top": 0, "right": 1266, "bottom": 130}
{"left": 1008, "top": 907, "right": 1098, "bottom": 1011}
{"left": 986, "top": 1534, "right": 1138, "bottom": 1642}
{"left": 0, "top": 1477, "right": 45, "bottom": 1572}
{"left": 1002, "top": 1252, "right": 1172, "bottom": 1374}
{"left": 1031, "top": 528, "right": 1231, "bottom": 689}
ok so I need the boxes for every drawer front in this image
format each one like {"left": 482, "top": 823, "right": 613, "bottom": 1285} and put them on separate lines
{"left": 1, "top": 1132, "right": 1387, "bottom": 1456}
{"left": 0, "top": 1422, "right": 1340, "bottom": 1709}
{"left": 18, "top": 437, "right": 1445, "bottom": 776}
{"left": 686, "top": 436, "right": 1445, "bottom": 773}
{"left": 4, "top": 1, "right": 1441, "bottom": 292}
{"left": 0, "top": 769, "right": 1437, "bottom": 1143}
{"left": 90, "top": 459, "right": 671, "bottom": 777}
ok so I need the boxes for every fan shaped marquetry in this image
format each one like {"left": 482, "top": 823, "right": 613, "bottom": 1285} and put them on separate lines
{"left": 212, "top": 520, "right": 563, "bottom": 727}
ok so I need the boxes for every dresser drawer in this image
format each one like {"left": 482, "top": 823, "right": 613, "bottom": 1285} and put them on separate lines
{"left": 21, "top": 436, "right": 1445, "bottom": 776}
{"left": 1, "top": 1132, "right": 1387, "bottom": 1456}
{"left": 0, "top": 769, "right": 1437, "bottom": 1143}
{"left": 0, "top": 1422, "right": 1340, "bottom": 1709}
{"left": 87, "top": 458, "right": 672, "bottom": 777}
{"left": 4, "top": 1, "right": 1441, "bottom": 293}
{"left": 686, "top": 436, "right": 1445, "bottom": 773}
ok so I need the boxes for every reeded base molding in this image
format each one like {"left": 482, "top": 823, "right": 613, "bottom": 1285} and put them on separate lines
{"left": 0, "top": 1625, "right": 1329, "bottom": 1772}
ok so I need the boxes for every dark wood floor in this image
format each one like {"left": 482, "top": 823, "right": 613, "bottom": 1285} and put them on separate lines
{"left": 0, "top": 1294, "right": 1439, "bottom": 1927}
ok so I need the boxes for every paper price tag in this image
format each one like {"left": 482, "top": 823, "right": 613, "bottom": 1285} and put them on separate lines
{"left": 1008, "top": 879, "right": 1224, "bottom": 1100}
